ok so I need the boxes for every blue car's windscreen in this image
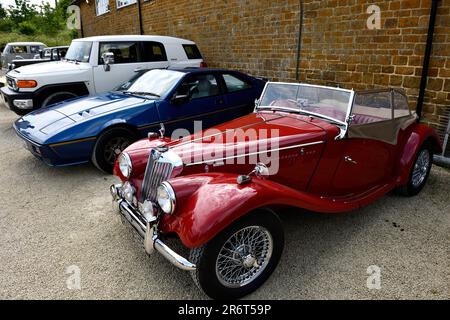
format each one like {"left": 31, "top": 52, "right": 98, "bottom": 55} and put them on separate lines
{"left": 119, "top": 69, "right": 185, "bottom": 98}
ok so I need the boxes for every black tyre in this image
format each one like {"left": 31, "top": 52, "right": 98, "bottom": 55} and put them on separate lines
{"left": 91, "top": 127, "right": 137, "bottom": 173}
{"left": 41, "top": 91, "right": 78, "bottom": 108}
{"left": 397, "top": 141, "right": 433, "bottom": 196}
{"left": 189, "top": 208, "right": 284, "bottom": 299}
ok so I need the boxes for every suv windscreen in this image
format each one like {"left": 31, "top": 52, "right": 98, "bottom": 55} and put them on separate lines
{"left": 65, "top": 41, "right": 92, "bottom": 62}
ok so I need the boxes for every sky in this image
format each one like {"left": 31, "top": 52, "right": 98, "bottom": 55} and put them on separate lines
{"left": 1, "top": 0, "right": 55, "bottom": 8}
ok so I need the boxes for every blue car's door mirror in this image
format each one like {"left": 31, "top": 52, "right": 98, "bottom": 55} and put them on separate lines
{"left": 171, "top": 94, "right": 190, "bottom": 105}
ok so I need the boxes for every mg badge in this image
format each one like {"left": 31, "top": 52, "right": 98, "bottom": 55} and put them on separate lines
{"left": 151, "top": 149, "right": 161, "bottom": 160}
{"left": 156, "top": 145, "right": 169, "bottom": 153}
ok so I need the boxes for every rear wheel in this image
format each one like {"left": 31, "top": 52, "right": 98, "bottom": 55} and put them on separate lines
{"left": 41, "top": 91, "right": 78, "bottom": 108}
{"left": 189, "top": 209, "right": 284, "bottom": 299}
{"left": 91, "top": 127, "right": 137, "bottom": 173}
{"left": 398, "top": 142, "right": 433, "bottom": 196}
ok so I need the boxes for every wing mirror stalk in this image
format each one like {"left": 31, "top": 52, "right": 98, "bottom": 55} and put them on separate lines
{"left": 237, "top": 163, "right": 270, "bottom": 185}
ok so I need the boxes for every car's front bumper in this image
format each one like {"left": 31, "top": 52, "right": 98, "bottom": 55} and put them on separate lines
{"left": 0, "top": 85, "right": 35, "bottom": 114}
{"left": 110, "top": 184, "right": 196, "bottom": 271}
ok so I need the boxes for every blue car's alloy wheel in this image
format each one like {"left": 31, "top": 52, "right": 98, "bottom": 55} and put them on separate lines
{"left": 91, "top": 127, "right": 137, "bottom": 173}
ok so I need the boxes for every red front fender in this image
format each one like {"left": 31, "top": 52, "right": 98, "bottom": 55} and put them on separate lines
{"left": 159, "top": 173, "right": 363, "bottom": 248}
{"left": 396, "top": 123, "right": 442, "bottom": 186}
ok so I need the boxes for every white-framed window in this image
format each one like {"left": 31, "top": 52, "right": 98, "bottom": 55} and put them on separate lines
{"left": 116, "top": 0, "right": 137, "bottom": 9}
{"left": 96, "top": 0, "right": 110, "bottom": 16}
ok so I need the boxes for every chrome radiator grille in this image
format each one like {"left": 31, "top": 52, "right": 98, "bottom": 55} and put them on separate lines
{"left": 141, "top": 150, "right": 174, "bottom": 201}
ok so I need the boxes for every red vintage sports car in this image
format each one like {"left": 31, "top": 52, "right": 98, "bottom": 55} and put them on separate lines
{"left": 110, "top": 82, "right": 442, "bottom": 299}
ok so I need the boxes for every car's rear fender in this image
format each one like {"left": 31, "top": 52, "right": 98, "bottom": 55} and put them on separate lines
{"left": 397, "top": 123, "right": 442, "bottom": 185}
{"left": 160, "top": 173, "right": 362, "bottom": 248}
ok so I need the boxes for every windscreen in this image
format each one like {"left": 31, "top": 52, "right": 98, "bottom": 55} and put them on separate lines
{"left": 65, "top": 41, "right": 92, "bottom": 63}
{"left": 259, "top": 83, "right": 352, "bottom": 123}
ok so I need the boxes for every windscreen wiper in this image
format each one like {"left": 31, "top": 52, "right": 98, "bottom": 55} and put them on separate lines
{"left": 124, "top": 91, "right": 161, "bottom": 98}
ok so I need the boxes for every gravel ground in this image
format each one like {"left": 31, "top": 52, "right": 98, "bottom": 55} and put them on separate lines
{"left": 0, "top": 99, "right": 448, "bottom": 300}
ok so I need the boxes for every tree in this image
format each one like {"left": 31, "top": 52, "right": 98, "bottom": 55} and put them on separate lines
{"left": 7, "top": 0, "right": 38, "bottom": 25}
{"left": 0, "top": 4, "right": 7, "bottom": 19}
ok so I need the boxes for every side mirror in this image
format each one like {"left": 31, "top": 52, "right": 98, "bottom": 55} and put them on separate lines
{"left": 171, "top": 94, "right": 189, "bottom": 105}
{"left": 102, "top": 52, "right": 114, "bottom": 71}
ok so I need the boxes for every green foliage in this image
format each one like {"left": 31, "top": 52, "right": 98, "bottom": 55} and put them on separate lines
{"left": 0, "top": 19, "right": 13, "bottom": 32}
{"left": 0, "top": 0, "right": 77, "bottom": 39}
{"left": 0, "top": 4, "right": 7, "bottom": 19}
{"left": 17, "top": 21, "right": 36, "bottom": 35}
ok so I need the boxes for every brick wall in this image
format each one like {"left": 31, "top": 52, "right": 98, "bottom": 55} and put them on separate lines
{"left": 79, "top": 0, "right": 450, "bottom": 141}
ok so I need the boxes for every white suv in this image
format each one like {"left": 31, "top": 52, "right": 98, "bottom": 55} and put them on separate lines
{"left": 1, "top": 35, "right": 206, "bottom": 115}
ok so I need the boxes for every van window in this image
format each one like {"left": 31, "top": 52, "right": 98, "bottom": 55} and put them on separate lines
{"left": 99, "top": 42, "right": 139, "bottom": 64}
{"left": 11, "top": 46, "right": 27, "bottom": 54}
{"left": 30, "top": 46, "right": 41, "bottom": 54}
{"left": 183, "top": 44, "right": 202, "bottom": 60}
{"left": 141, "top": 41, "right": 167, "bottom": 62}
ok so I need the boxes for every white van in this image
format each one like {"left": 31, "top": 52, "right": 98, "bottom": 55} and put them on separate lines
{"left": 0, "top": 42, "right": 47, "bottom": 70}
{"left": 1, "top": 35, "right": 206, "bottom": 115}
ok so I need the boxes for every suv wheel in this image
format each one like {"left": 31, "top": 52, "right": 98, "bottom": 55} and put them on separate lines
{"left": 42, "top": 91, "right": 78, "bottom": 108}
{"left": 91, "top": 127, "right": 137, "bottom": 173}
{"left": 189, "top": 209, "right": 284, "bottom": 299}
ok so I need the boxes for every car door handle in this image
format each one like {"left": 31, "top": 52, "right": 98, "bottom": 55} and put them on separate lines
{"left": 344, "top": 156, "right": 357, "bottom": 164}
{"left": 216, "top": 98, "right": 224, "bottom": 105}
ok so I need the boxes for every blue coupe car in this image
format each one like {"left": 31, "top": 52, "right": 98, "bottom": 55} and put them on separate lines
{"left": 13, "top": 68, "right": 266, "bottom": 172}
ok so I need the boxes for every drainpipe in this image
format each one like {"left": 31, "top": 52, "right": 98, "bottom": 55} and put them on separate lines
{"left": 137, "top": 0, "right": 144, "bottom": 35}
{"left": 79, "top": 4, "right": 84, "bottom": 38}
{"left": 416, "top": 0, "right": 439, "bottom": 121}
{"left": 295, "top": 0, "right": 304, "bottom": 81}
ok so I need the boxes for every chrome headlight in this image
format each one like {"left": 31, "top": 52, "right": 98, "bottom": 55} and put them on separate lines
{"left": 118, "top": 152, "right": 132, "bottom": 178}
{"left": 157, "top": 181, "right": 176, "bottom": 214}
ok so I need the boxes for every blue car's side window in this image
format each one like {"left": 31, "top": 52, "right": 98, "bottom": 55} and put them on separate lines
{"left": 176, "top": 74, "right": 221, "bottom": 100}
{"left": 223, "top": 74, "right": 252, "bottom": 93}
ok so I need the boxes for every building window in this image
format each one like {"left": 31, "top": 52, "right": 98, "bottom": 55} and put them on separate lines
{"left": 96, "top": 0, "right": 110, "bottom": 16}
{"left": 116, "top": 0, "right": 137, "bottom": 9}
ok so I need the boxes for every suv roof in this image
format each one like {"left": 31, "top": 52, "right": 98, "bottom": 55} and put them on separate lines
{"left": 73, "top": 35, "right": 196, "bottom": 45}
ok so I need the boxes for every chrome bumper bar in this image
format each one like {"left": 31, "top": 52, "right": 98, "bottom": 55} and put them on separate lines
{"left": 111, "top": 186, "right": 196, "bottom": 271}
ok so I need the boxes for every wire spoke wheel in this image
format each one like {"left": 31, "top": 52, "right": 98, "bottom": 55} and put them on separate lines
{"left": 412, "top": 149, "right": 430, "bottom": 188}
{"left": 215, "top": 226, "right": 273, "bottom": 288}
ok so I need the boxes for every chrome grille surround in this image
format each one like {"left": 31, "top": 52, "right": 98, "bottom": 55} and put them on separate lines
{"left": 141, "top": 148, "right": 183, "bottom": 202}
